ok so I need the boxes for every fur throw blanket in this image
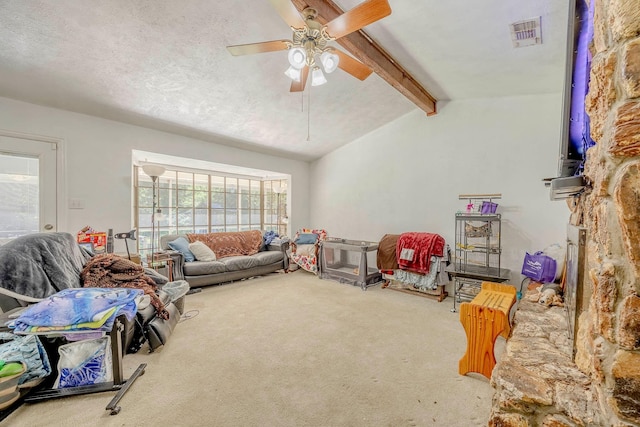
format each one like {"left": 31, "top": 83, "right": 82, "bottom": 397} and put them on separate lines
{"left": 81, "top": 254, "right": 170, "bottom": 320}
{"left": 0, "top": 232, "right": 90, "bottom": 299}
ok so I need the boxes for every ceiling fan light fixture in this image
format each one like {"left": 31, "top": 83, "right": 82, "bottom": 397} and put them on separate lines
{"left": 320, "top": 51, "right": 339, "bottom": 73}
{"left": 311, "top": 66, "right": 327, "bottom": 86}
{"left": 284, "top": 65, "right": 301, "bottom": 82}
{"left": 288, "top": 47, "right": 307, "bottom": 69}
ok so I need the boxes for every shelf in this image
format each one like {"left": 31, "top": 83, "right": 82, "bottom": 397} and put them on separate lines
{"left": 452, "top": 200, "right": 506, "bottom": 312}
{"left": 455, "top": 246, "right": 501, "bottom": 255}
{"left": 446, "top": 264, "right": 511, "bottom": 282}
{"left": 454, "top": 213, "right": 501, "bottom": 221}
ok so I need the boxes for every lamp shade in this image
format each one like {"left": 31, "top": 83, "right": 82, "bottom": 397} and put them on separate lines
{"left": 141, "top": 164, "right": 166, "bottom": 178}
{"left": 311, "top": 67, "right": 327, "bottom": 86}
{"left": 284, "top": 65, "right": 301, "bottom": 82}
{"left": 288, "top": 47, "right": 307, "bottom": 69}
{"left": 320, "top": 51, "right": 339, "bottom": 73}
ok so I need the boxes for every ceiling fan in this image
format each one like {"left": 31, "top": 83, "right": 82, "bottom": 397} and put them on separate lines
{"left": 226, "top": 0, "right": 391, "bottom": 92}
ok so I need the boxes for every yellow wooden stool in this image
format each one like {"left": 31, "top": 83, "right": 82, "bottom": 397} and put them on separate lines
{"left": 458, "top": 281, "right": 516, "bottom": 380}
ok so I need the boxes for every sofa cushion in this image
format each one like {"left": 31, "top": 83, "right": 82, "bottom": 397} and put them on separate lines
{"left": 188, "top": 241, "right": 217, "bottom": 261}
{"left": 252, "top": 251, "right": 284, "bottom": 266}
{"left": 219, "top": 256, "right": 259, "bottom": 272}
{"left": 167, "top": 237, "right": 195, "bottom": 262}
{"left": 183, "top": 260, "right": 227, "bottom": 276}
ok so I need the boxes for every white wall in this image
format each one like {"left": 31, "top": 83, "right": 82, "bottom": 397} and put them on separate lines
{"left": 0, "top": 96, "right": 310, "bottom": 253}
{"left": 0, "top": 93, "right": 571, "bottom": 280}
{"left": 310, "top": 94, "right": 570, "bottom": 284}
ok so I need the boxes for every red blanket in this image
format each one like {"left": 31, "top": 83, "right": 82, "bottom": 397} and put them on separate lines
{"left": 396, "top": 232, "right": 445, "bottom": 274}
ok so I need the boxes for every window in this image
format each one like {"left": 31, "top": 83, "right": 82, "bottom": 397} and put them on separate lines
{"left": 135, "top": 166, "right": 287, "bottom": 259}
{"left": 0, "top": 153, "right": 39, "bottom": 244}
{"left": 264, "top": 179, "right": 288, "bottom": 237}
{"left": 0, "top": 136, "right": 58, "bottom": 244}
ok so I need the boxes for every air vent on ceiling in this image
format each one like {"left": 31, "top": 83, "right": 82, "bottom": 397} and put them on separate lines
{"left": 510, "top": 17, "right": 542, "bottom": 48}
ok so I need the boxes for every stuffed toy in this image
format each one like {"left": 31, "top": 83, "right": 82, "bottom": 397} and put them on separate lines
{"left": 537, "top": 283, "right": 563, "bottom": 306}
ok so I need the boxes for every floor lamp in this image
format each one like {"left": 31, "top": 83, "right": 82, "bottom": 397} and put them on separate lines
{"left": 142, "top": 164, "right": 165, "bottom": 264}
{"left": 273, "top": 184, "right": 287, "bottom": 236}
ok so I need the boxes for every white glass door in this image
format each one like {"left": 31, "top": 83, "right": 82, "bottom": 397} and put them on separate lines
{"left": 0, "top": 135, "right": 57, "bottom": 245}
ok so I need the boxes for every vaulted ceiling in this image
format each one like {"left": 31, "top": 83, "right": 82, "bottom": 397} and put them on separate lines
{"left": 0, "top": 1, "right": 570, "bottom": 161}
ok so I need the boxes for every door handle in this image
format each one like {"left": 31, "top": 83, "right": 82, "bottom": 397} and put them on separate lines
{"left": 44, "top": 224, "right": 54, "bottom": 230}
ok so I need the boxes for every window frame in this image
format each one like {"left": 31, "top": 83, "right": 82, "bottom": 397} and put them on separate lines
{"left": 134, "top": 166, "right": 287, "bottom": 258}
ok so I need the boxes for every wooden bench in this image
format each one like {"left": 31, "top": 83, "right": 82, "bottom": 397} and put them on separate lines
{"left": 458, "top": 281, "right": 516, "bottom": 380}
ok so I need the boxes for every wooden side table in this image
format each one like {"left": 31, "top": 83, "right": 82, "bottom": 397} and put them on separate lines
{"left": 147, "top": 252, "right": 174, "bottom": 281}
{"left": 458, "top": 281, "right": 516, "bottom": 380}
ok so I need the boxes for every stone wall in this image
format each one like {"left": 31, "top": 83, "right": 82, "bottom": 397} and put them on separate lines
{"left": 490, "top": 1, "right": 640, "bottom": 425}
{"left": 575, "top": 0, "right": 640, "bottom": 425}
{"left": 489, "top": 289, "right": 604, "bottom": 426}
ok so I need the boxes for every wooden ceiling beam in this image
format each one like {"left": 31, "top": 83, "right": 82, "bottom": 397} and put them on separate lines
{"left": 291, "top": 0, "right": 437, "bottom": 116}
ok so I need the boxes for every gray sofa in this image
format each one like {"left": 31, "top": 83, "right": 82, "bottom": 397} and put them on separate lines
{"left": 160, "top": 232, "right": 289, "bottom": 288}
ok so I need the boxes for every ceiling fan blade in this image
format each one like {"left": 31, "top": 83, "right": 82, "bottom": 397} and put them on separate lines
{"left": 290, "top": 66, "right": 309, "bottom": 92}
{"left": 324, "top": 0, "right": 391, "bottom": 40}
{"left": 334, "top": 49, "right": 373, "bottom": 81}
{"left": 269, "top": 0, "right": 306, "bottom": 29}
{"left": 227, "top": 40, "right": 290, "bottom": 56}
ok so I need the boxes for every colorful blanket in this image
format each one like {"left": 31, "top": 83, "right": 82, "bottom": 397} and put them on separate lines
{"left": 396, "top": 232, "right": 445, "bottom": 275}
{"left": 290, "top": 229, "right": 327, "bottom": 274}
{"left": 11, "top": 287, "right": 141, "bottom": 334}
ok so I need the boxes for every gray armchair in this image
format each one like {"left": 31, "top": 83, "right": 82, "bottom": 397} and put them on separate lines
{"left": 0, "top": 232, "right": 180, "bottom": 355}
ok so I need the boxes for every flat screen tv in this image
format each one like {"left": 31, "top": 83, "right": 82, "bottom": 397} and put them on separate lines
{"left": 549, "top": 0, "right": 595, "bottom": 200}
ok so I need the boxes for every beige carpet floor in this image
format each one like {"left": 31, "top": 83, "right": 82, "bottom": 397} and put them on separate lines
{"left": 4, "top": 271, "right": 502, "bottom": 426}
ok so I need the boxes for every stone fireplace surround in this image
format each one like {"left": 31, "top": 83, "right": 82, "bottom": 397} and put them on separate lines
{"left": 489, "top": 287, "right": 603, "bottom": 425}
{"left": 488, "top": 1, "right": 640, "bottom": 425}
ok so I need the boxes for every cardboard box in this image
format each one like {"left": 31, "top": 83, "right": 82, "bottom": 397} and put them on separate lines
{"left": 77, "top": 227, "right": 107, "bottom": 254}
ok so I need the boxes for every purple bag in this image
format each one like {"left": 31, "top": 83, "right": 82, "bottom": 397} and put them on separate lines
{"left": 521, "top": 251, "right": 556, "bottom": 283}
{"left": 481, "top": 201, "right": 498, "bottom": 214}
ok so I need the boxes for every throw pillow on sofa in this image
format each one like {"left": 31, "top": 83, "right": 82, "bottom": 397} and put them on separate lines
{"left": 188, "top": 241, "right": 217, "bottom": 262}
{"left": 168, "top": 237, "right": 195, "bottom": 262}
{"left": 295, "top": 233, "right": 318, "bottom": 245}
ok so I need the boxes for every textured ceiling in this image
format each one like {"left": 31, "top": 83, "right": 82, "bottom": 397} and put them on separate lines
{"left": 0, "top": 1, "right": 570, "bottom": 161}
